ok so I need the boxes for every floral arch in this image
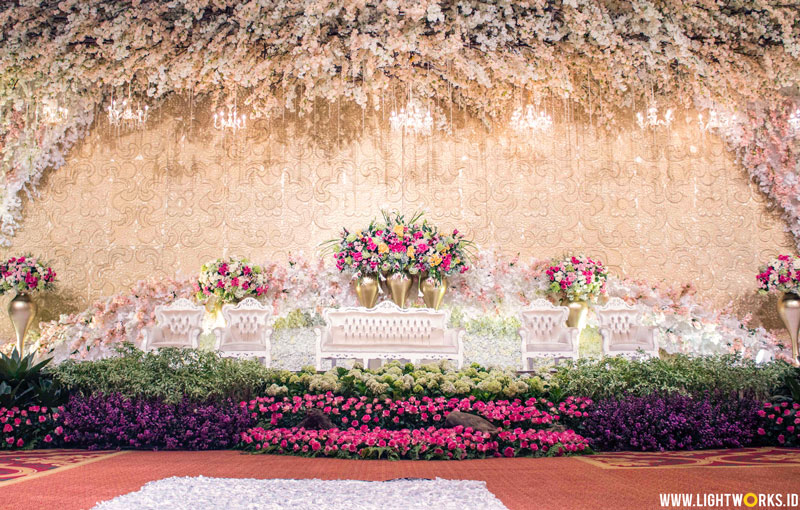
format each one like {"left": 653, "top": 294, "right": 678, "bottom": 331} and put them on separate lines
{"left": 0, "top": 0, "right": 798, "bottom": 246}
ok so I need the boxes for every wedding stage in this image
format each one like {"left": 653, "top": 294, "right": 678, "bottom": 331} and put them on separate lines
{"left": 1, "top": 0, "right": 800, "bottom": 508}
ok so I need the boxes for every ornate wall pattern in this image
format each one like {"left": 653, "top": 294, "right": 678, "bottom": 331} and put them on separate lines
{"left": 0, "top": 99, "right": 794, "bottom": 338}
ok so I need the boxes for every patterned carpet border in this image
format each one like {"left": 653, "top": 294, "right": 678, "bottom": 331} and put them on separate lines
{"left": 0, "top": 450, "right": 128, "bottom": 487}
{"left": 577, "top": 447, "right": 800, "bottom": 469}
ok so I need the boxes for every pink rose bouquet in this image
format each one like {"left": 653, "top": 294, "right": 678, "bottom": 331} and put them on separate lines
{"left": 195, "top": 257, "right": 269, "bottom": 304}
{"left": 0, "top": 255, "right": 56, "bottom": 295}
{"left": 543, "top": 255, "right": 607, "bottom": 302}
{"left": 756, "top": 255, "right": 800, "bottom": 294}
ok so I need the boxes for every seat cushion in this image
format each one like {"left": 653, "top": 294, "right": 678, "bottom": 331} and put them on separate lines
{"left": 322, "top": 342, "right": 459, "bottom": 354}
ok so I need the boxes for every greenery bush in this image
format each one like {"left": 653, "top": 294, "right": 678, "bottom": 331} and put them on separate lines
{"left": 51, "top": 346, "right": 796, "bottom": 405}
{"left": 550, "top": 354, "right": 796, "bottom": 401}
{"left": 52, "top": 345, "right": 272, "bottom": 404}
{"left": 50, "top": 344, "right": 547, "bottom": 403}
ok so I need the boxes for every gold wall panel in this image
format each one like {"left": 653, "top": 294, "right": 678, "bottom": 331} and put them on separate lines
{"left": 0, "top": 99, "right": 794, "bottom": 337}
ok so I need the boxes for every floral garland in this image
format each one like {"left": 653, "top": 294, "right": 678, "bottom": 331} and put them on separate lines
{"left": 30, "top": 250, "right": 789, "bottom": 364}
{"left": 1, "top": 1, "right": 799, "bottom": 246}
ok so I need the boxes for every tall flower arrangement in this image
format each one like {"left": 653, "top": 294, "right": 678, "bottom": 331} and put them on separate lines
{"left": 417, "top": 222, "right": 472, "bottom": 283}
{"left": 195, "top": 257, "right": 269, "bottom": 304}
{"left": 325, "top": 223, "right": 382, "bottom": 279}
{"left": 543, "top": 255, "right": 607, "bottom": 303}
{"left": 756, "top": 255, "right": 800, "bottom": 295}
{"left": 0, "top": 255, "right": 56, "bottom": 295}
{"left": 374, "top": 211, "right": 426, "bottom": 276}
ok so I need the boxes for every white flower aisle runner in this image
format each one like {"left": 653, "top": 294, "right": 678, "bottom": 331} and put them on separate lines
{"left": 91, "top": 476, "right": 510, "bottom": 510}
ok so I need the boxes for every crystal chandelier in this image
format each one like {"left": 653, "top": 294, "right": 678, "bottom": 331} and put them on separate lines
{"left": 789, "top": 108, "right": 800, "bottom": 134}
{"left": 697, "top": 110, "right": 738, "bottom": 132}
{"left": 636, "top": 105, "right": 674, "bottom": 129}
{"left": 213, "top": 104, "right": 247, "bottom": 133}
{"left": 389, "top": 98, "right": 433, "bottom": 136}
{"left": 509, "top": 105, "right": 553, "bottom": 133}
{"left": 107, "top": 93, "right": 149, "bottom": 129}
{"left": 40, "top": 100, "right": 68, "bottom": 125}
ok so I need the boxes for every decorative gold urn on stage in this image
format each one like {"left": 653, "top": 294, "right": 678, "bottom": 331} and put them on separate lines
{"left": 777, "top": 292, "right": 800, "bottom": 364}
{"left": 384, "top": 272, "right": 415, "bottom": 308}
{"left": 354, "top": 275, "right": 380, "bottom": 308}
{"left": 565, "top": 300, "right": 589, "bottom": 329}
{"left": 420, "top": 274, "right": 448, "bottom": 310}
{"left": 8, "top": 292, "right": 37, "bottom": 354}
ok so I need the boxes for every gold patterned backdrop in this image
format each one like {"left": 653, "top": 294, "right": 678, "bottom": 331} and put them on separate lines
{"left": 0, "top": 97, "right": 795, "bottom": 338}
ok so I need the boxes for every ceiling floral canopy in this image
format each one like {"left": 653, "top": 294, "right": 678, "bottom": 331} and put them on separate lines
{"left": 0, "top": 0, "right": 799, "bottom": 246}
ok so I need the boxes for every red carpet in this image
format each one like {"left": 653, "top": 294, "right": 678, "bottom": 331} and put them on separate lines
{"left": 1, "top": 448, "right": 799, "bottom": 510}
{"left": 0, "top": 450, "right": 126, "bottom": 486}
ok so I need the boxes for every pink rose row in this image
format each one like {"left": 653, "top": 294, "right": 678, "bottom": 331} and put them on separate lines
{"left": 0, "top": 406, "right": 65, "bottom": 449}
{"left": 756, "top": 401, "right": 800, "bottom": 447}
{"left": 241, "top": 393, "right": 592, "bottom": 429}
{"left": 240, "top": 424, "right": 589, "bottom": 460}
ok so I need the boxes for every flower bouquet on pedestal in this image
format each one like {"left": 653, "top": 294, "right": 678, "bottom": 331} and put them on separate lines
{"left": 194, "top": 257, "right": 269, "bottom": 313}
{"left": 542, "top": 255, "right": 607, "bottom": 329}
{"left": 757, "top": 254, "right": 800, "bottom": 364}
{"left": 373, "top": 211, "right": 426, "bottom": 308}
{"left": 416, "top": 222, "right": 473, "bottom": 310}
{"left": 0, "top": 255, "right": 57, "bottom": 354}
{"left": 322, "top": 224, "right": 382, "bottom": 308}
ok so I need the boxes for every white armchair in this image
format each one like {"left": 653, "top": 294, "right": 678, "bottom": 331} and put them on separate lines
{"left": 519, "top": 298, "right": 580, "bottom": 369}
{"left": 141, "top": 298, "right": 204, "bottom": 352}
{"left": 213, "top": 298, "right": 272, "bottom": 366}
{"left": 596, "top": 297, "right": 658, "bottom": 357}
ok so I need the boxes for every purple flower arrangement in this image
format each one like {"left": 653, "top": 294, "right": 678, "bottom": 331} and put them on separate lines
{"left": 580, "top": 393, "right": 762, "bottom": 451}
{"left": 59, "top": 393, "right": 254, "bottom": 450}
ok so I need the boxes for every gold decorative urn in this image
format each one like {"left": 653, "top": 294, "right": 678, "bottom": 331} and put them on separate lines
{"left": 565, "top": 300, "right": 589, "bottom": 329}
{"left": 354, "top": 275, "right": 380, "bottom": 308}
{"left": 8, "top": 292, "right": 37, "bottom": 354}
{"left": 777, "top": 292, "right": 800, "bottom": 364}
{"left": 420, "top": 274, "right": 448, "bottom": 310}
{"left": 384, "top": 272, "right": 415, "bottom": 308}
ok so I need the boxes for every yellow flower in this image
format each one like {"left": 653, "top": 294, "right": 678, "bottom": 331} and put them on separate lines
{"left": 429, "top": 253, "right": 442, "bottom": 267}
{"left": 378, "top": 243, "right": 389, "bottom": 254}
{"left": 393, "top": 224, "right": 405, "bottom": 237}
{"left": 407, "top": 245, "right": 416, "bottom": 258}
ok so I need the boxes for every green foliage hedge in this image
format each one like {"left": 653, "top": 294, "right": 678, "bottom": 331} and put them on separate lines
{"left": 50, "top": 344, "right": 547, "bottom": 403}
{"left": 551, "top": 354, "right": 797, "bottom": 401}
{"left": 50, "top": 345, "right": 798, "bottom": 404}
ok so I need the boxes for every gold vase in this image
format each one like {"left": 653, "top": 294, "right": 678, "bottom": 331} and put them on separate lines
{"left": 8, "top": 292, "right": 37, "bottom": 355}
{"left": 777, "top": 292, "right": 800, "bottom": 364}
{"left": 385, "top": 272, "right": 414, "bottom": 308}
{"left": 565, "top": 300, "right": 589, "bottom": 329}
{"left": 420, "top": 275, "right": 448, "bottom": 310}
{"left": 354, "top": 275, "right": 379, "bottom": 308}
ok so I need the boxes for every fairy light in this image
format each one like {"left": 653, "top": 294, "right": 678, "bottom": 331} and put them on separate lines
{"left": 509, "top": 104, "right": 553, "bottom": 133}
{"left": 636, "top": 104, "right": 674, "bottom": 129}
{"left": 213, "top": 104, "right": 247, "bottom": 133}
{"left": 40, "top": 99, "right": 68, "bottom": 125}
{"left": 107, "top": 91, "right": 149, "bottom": 129}
{"left": 389, "top": 97, "right": 433, "bottom": 136}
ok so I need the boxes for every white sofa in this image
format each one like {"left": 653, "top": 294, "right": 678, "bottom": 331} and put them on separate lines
{"left": 518, "top": 298, "right": 580, "bottom": 369}
{"left": 314, "top": 301, "right": 464, "bottom": 370}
